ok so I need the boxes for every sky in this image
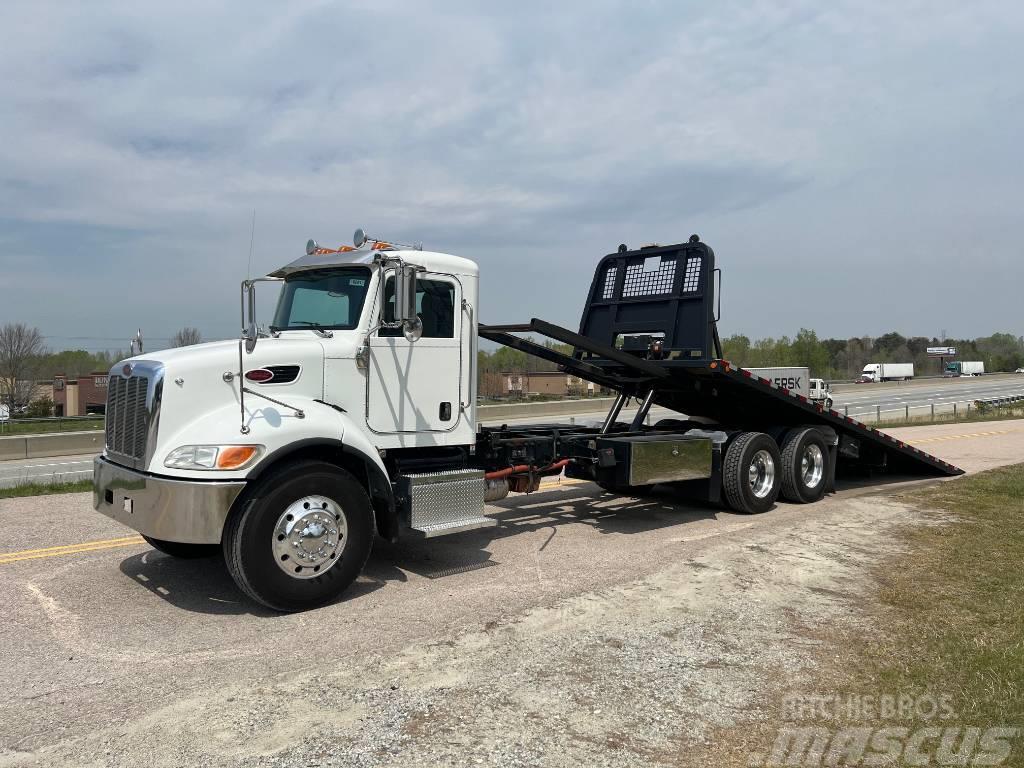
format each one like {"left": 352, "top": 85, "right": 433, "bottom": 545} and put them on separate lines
{"left": 1, "top": 1, "right": 1022, "bottom": 352}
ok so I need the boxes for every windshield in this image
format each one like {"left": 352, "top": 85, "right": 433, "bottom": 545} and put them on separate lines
{"left": 271, "top": 268, "right": 371, "bottom": 332}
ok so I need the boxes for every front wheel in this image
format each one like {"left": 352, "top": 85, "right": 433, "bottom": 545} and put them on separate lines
{"left": 723, "top": 432, "right": 781, "bottom": 514}
{"left": 824, "top": 397, "right": 833, "bottom": 410}
{"left": 223, "top": 460, "right": 374, "bottom": 612}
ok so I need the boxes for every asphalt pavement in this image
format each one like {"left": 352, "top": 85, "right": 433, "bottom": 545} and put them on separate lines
{"left": 0, "top": 419, "right": 1021, "bottom": 766}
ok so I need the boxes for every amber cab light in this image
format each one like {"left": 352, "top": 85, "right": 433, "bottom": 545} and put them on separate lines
{"left": 217, "top": 446, "right": 260, "bottom": 469}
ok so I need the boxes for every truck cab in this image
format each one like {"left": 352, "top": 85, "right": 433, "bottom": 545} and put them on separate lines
{"left": 808, "top": 378, "right": 832, "bottom": 409}
{"left": 94, "top": 238, "right": 485, "bottom": 609}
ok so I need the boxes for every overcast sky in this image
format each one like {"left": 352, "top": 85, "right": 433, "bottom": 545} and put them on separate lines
{"left": 1, "top": 1, "right": 1022, "bottom": 351}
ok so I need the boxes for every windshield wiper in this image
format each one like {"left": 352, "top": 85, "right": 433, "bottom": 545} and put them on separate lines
{"left": 290, "top": 321, "right": 334, "bottom": 338}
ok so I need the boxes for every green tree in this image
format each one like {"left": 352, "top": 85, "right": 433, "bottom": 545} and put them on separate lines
{"left": 791, "top": 328, "right": 829, "bottom": 377}
{"left": 722, "top": 334, "right": 751, "bottom": 366}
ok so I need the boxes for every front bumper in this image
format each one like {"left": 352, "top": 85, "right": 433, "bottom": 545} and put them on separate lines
{"left": 93, "top": 456, "right": 246, "bottom": 544}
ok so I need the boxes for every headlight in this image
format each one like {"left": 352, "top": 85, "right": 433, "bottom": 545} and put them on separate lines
{"left": 164, "top": 444, "right": 263, "bottom": 470}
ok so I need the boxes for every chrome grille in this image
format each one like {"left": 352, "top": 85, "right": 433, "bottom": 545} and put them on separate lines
{"left": 105, "top": 374, "right": 151, "bottom": 462}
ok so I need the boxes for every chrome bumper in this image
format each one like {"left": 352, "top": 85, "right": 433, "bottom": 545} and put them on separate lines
{"left": 93, "top": 456, "right": 246, "bottom": 544}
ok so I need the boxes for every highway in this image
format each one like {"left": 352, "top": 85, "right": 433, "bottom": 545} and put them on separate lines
{"left": 0, "top": 453, "right": 96, "bottom": 489}
{"left": 1, "top": 375, "right": 1022, "bottom": 488}
{"left": 831, "top": 374, "right": 1024, "bottom": 417}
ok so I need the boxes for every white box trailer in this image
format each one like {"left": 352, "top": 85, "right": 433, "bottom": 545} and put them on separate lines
{"left": 744, "top": 367, "right": 810, "bottom": 395}
{"left": 862, "top": 363, "right": 914, "bottom": 382}
{"left": 945, "top": 361, "right": 984, "bottom": 376}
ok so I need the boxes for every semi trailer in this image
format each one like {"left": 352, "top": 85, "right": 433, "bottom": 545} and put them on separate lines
{"left": 861, "top": 363, "right": 914, "bottom": 382}
{"left": 93, "top": 233, "right": 960, "bottom": 611}
{"left": 742, "top": 368, "right": 832, "bottom": 409}
{"left": 944, "top": 361, "right": 984, "bottom": 377}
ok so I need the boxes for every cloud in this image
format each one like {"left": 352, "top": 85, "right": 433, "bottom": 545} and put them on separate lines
{"left": 1, "top": 0, "right": 1022, "bottom": 346}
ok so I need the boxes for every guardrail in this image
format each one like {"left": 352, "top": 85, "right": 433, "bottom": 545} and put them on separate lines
{"left": 839, "top": 396, "right": 1024, "bottom": 425}
{"left": 973, "top": 394, "right": 1024, "bottom": 412}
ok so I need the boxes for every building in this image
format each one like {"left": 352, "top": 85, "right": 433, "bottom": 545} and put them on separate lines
{"left": 53, "top": 372, "right": 109, "bottom": 416}
{"left": 499, "top": 371, "right": 605, "bottom": 398}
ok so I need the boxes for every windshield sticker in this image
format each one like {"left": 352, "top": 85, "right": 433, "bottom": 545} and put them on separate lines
{"left": 349, "top": 279, "right": 366, "bottom": 287}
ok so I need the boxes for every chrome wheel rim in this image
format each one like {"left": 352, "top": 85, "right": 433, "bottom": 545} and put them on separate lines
{"left": 801, "top": 444, "right": 824, "bottom": 489}
{"left": 272, "top": 495, "right": 347, "bottom": 579}
{"left": 748, "top": 449, "right": 776, "bottom": 499}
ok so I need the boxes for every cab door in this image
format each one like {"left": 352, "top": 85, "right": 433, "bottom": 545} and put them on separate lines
{"left": 367, "top": 272, "right": 462, "bottom": 434}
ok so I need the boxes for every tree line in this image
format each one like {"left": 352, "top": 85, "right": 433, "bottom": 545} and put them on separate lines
{"left": 0, "top": 323, "right": 204, "bottom": 410}
{"left": 721, "top": 329, "right": 1024, "bottom": 380}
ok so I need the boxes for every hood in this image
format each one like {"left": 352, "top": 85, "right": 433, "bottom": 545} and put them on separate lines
{"left": 114, "top": 337, "right": 328, "bottom": 467}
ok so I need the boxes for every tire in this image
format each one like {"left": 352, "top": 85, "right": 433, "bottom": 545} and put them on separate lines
{"left": 824, "top": 398, "right": 833, "bottom": 410}
{"left": 722, "top": 432, "right": 782, "bottom": 514}
{"left": 142, "top": 535, "right": 220, "bottom": 559}
{"left": 780, "top": 428, "right": 830, "bottom": 504}
{"left": 223, "top": 460, "right": 374, "bottom": 612}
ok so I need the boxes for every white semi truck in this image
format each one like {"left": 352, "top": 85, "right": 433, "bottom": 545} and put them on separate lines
{"left": 742, "top": 368, "right": 832, "bottom": 409}
{"left": 861, "top": 363, "right": 914, "bottom": 382}
{"left": 944, "top": 361, "right": 984, "bottom": 377}
{"left": 93, "top": 232, "right": 958, "bottom": 611}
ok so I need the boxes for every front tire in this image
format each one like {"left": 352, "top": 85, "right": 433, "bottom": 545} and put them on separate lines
{"left": 223, "top": 460, "right": 374, "bottom": 612}
{"left": 142, "top": 536, "right": 220, "bottom": 559}
{"left": 780, "top": 428, "right": 830, "bottom": 503}
{"left": 723, "top": 432, "right": 781, "bottom": 514}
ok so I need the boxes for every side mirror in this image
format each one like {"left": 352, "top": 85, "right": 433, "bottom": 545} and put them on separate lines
{"left": 393, "top": 264, "right": 421, "bottom": 342}
{"left": 244, "top": 282, "right": 258, "bottom": 353}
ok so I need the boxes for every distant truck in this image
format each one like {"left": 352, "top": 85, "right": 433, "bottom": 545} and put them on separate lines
{"left": 744, "top": 367, "right": 833, "bottom": 409}
{"left": 944, "top": 361, "right": 984, "bottom": 377}
{"left": 860, "top": 363, "right": 914, "bottom": 382}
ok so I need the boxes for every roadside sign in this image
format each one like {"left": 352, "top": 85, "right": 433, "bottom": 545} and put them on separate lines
{"left": 927, "top": 346, "right": 956, "bottom": 357}
{"left": 0, "top": 404, "right": 9, "bottom": 422}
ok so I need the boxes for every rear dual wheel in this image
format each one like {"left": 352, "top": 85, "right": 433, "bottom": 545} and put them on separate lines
{"left": 780, "top": 428, "right": 829, "bottom": 504}
{"left": 723, "top": 432, "right": 781, "bottom": 514}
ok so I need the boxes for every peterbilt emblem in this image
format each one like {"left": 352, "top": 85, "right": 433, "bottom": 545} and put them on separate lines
{"left": 122, "top": 363, "right": 134, "bottom": 377}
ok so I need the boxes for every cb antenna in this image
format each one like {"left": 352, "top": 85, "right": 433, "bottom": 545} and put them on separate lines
{"left": 246, "top": 209, "right": 256, "bottom": 280}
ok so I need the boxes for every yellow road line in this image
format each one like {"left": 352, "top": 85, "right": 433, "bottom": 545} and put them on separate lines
{"left": 0, "top": 536, "right": 144, "bottom": 565}
{"left": 907, "top": 428, "right": 1016, "bottom": 445}
{"left": 2, "top": 535, "right": 143, "bottom": 557}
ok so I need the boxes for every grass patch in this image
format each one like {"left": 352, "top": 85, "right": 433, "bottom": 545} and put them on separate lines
{"left": 868, "top": 466, "right": 1024, "bottom": 729}
{"left": 0, "top": 418, "right": 104, "bottom": 436}
{"left": 763, "top": 465, "right": 1024, "bottom": 766}
{"left": 0, "top": 480, "right": 94, "bottom": 499}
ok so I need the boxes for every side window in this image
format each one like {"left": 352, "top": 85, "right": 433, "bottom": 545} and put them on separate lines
{"left": 380, "top": 276, "right": 456, "bottom": 338}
